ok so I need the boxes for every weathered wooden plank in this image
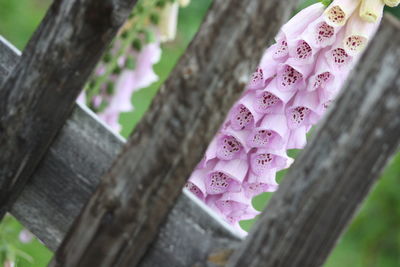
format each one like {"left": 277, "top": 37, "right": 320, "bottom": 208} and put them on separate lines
{"left": 50, "top": 0, "right": 302, "bottom": 266}
{"left": 227, "top": 14, "right": 400, "bottom": 267}
{"left": 0, "top": 36, "right": 20, "bottom": 79}
{"left": 0, "top": 36, "right": 242, "bottom": 267}
{"left": 0, "top": 0, "right": 138, "bottom": 219}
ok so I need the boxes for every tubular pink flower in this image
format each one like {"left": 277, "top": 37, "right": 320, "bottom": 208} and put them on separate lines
{"left": 186, "top": 1, "right": 382, "bottom": 228}
{"left": 278, "top": 2, "right": 325, "bottom": 40}
{"left": 344, "top": 4, "right": 383, "bottom": 55}
{"left": 270, "top": 39, "right": 289, "bottom": 61}
{"left": 287, "top": 126, "right": 308, "bottom": 149}
{"left": 221, "top": 126, "right": 252, "bottom": 152}
{"left": 325, "top": 30, "right": 354, "bottom": 71}
{"left": 213, "top": 159, "right": 249, "bottom": 184}
{"left": 288, "top": 39, "right": 315, "bottom": 63}
{"left": 303, "top": 17, "right": 337, "bottom": 48}
{"left": 253, "top": 89, "right": 284, "bottom": 114}
{"left": 216, "top": 134, "right": 244, "bottom": 161}
{"left": 262, "top": 78, "right": 296, "bottom": 103}
{"left": 258, "top": 49, "right": 281, "bottom": 81}
{"left": 250, "top": 149, "right": 292, "bottom": 175}
{"left": 276, "top": 64, "right": 305, "bottom": 92}
{"left": 307, "top": 54, "right": 337, "bottom": 92}
{"left": 247, "top": 114, "right": 288, "bottom": 149}
{"left": 324, "top": 0, "right": 360, "bottom": 27}
{"left": 247, "top": 67, "right": 267, "bottom": 90}
{"left": 229, "top": 93, "right": 263, "bottom": 130}
{"left": 213, "top": 191, "right": 261, "bottom": 232}
{"left": 243, "top": 171, "right": 278, "bottom": 198}
{"left": 286, "top": 91, "right": 320, "bottom": 129}
{"left": 205, "top": 171, "right": 241, "bottom": 195}
{"left": 186, "top": 168, "right": 207, "bottom": 200}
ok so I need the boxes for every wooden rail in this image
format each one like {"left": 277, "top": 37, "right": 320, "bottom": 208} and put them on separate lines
{"left": 0, "top": 37, "right": 241, "bottom": 267}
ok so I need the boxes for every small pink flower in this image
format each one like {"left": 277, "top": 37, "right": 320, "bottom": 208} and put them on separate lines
{"left": 19, "top": 229, "right": 34, "bottom": 243}
{"left": 324, "top": 0, "right": 359, "bottom": 27}
{"left": 247, "top": 114, "right": 288, "bottom": 149}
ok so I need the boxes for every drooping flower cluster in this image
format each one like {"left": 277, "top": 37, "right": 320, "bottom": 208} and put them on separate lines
{"left": 96, "top": 42, "right": 162, "bottom": 132}
{"left": 185, "top": 0, "right": 386, "bottom": 232}
{"left": 78, "top": 0, "right": 190, "bottom": 132}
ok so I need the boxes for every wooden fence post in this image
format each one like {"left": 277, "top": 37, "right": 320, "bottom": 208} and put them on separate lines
{"left": 0, "top": 0, "right": 137, "bottom": 219}
{"left": 227, "top": 14, "right": 400, "bottom": 267}
{"left": 0, "top": 36, "right": 242, "bottom": 267}
{"left": 50, "top": 0, "right": 302, "bottom": 266}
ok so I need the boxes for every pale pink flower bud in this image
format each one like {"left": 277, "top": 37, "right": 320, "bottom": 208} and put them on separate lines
{"left": 19, "top": 228, "right": 34, "bottom": 243}
{"left": 360, "top": 0, "right": 386, "bottom": 22}
{"left": 159, "top": 2, "right": 179, "bottom": 42}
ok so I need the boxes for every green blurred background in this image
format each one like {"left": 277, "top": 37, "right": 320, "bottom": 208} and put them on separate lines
{"left": 0, "top": 0, "right": 399, "bottom": 266}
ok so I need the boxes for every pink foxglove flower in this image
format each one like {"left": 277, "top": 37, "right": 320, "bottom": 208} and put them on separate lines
{"left": 185, "top": 0, "right": 383, "bottom": 234}
{"left": 99, "top": 42, "right": 161, "bottom": 132}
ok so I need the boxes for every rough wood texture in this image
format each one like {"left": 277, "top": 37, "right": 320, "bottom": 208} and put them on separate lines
{"left": 51, "top": 0, "right": 302, "bottom": 266}
{"left": 0, "top": 36, "right": 20, "bottom": 78}
{"left": 228, "top": 15, "right": 400, "bottom": 267}
{"left": 0, "top": 37, "right": 241, "bottom": 267}
{"left": 0, "top": 0, "right": 138, "bottom": 218}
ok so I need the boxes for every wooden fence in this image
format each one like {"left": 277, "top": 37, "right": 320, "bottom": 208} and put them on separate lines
{"left": 0, "top": 0, "right": 399, "bottom": 266}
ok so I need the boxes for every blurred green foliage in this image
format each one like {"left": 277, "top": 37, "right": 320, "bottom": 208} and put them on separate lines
{"left": 0, "top": 0, "right": 399, "bottom": 266}
{"left": 0, "top": 216, "right": 52, "bottom": 266}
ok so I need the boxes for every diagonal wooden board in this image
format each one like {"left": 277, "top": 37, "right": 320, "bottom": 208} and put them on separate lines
{"left": 0, "top": 0, "right": 139, "bottom": 219}
{"left": 0, "top": 36, "right": 242, "bottom": 267}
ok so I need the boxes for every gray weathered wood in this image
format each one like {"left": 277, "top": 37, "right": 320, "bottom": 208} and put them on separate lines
{"left": 0, "top": 37, "right": 242, "bottom": 267}
{"left": 0, "top": 0, "right": 138, "bottom": 219}
{"left": 50, "top": 0, "right": 303, "bottom": 266}
{"left": 0, "top": 36, "right": 20, "bottom": 79}
{"left": 227, "top": 14, "right": 400, "bottom": 267}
